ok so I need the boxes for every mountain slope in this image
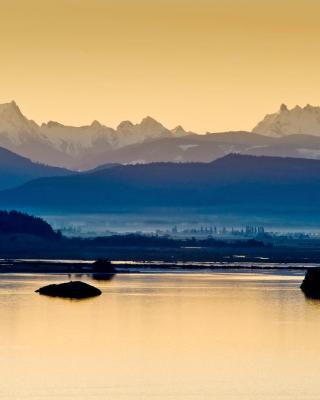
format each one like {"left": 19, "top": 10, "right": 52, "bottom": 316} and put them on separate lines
{"left": 77, "top": 130, "right": 320, "bottom": 169}
{"left": 253, "top": 104, "right": 320, "bottom": 137}
{"left": 0, "top": 146, "right": 73, "bottom": 190}
{"left": 76, "top": 131, "right": 274, "bottom": 169}
{"left": 1, "top": 154, "right": 320, "bottom": 212}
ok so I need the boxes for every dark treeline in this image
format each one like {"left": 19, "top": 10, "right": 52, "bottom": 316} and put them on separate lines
{"left": 72, "top": 234, "right": 267, "bottom": 248}
{"left": 0, "top": 210, "right": 59, "bottom": 238}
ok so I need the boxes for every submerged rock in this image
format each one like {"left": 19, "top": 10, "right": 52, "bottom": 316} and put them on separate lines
{"left": 35, "top": 281, "right": 102, "bottom": 299}
{"left": 92, "top": 259, "right": 116, "bottom": 273}
{"left": 300, "top": 268, "right": 320, "bottom": 299}
{"left": 92, "top": 273, "right": 115, "bottom": 281}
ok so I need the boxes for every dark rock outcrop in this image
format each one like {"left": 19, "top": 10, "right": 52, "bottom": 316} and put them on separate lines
{"left": 92, "top": 259, "right": 116, "bottom": 273}
{"left": 92, "top": 273, "right": 115, "bottom": 281}
{"left": 35, "top": 281, "right": 102, "bottom": 299}
{"left": 300, "top": 268, "right": 320, "bottom": 299}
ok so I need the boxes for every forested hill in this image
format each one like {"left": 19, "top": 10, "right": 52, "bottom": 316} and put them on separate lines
{"left": 1, "top": 154, "right": 320, "bottom": 212}
{"left": 0, "top": 211, "right": 58, "bottom": 238}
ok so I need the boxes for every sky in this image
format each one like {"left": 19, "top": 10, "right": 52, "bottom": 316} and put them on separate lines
{"left": 1, "top": 0, "right": 320, "bottom": 132}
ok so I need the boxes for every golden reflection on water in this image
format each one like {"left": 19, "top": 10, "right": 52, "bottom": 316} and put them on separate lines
{"left": 0, "top": 272, "right": 319, "bottom": 399}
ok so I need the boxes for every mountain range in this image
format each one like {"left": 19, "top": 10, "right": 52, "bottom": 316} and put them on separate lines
{"left": 0, "top": 101, "right": 187, "bottom": 169}
{"left": 2, "top": 102, "right": 320, "bottom": 169}
{"left": 1, "top": 154, "right": 320, "bottom": 215}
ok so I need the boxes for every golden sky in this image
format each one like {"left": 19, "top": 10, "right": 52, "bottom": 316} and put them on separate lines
{"left": 1, "top": 0, "right": 320, "bottom": 132}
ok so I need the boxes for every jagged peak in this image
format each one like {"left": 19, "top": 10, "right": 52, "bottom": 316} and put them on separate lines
{"left": 253, "top": 103, "right": 320, "bottom": 137}
{"left": 117, "top": 120, "right": 134, "bottom": 130}
{"left": 172, "top": 125, "right": 186, "bottom": 133}
{"left": 43, "top": 121, "right": 65, "bottom": 128}
{"left": 91, "top": 120, "right": 102, "bottom": 128}
{"left": 303, "top": 103, "right": 319, "bottom": 111}
{"left": 279, "top": 104, "right": 320, "bottom": 113}
{"left": 0, "top": 100, "right": 24, "bottom": 116}
{"left": 280, "top": 104, "right": 288, "bottom": 112}
{"left": 9, "top": 100, "right": 19, "bottom": 109}
{"left": 140, "top": 116, "right": 164, "bottom": 129}
{"left": 171, "top": 125, "right": 189, "bottom": 137}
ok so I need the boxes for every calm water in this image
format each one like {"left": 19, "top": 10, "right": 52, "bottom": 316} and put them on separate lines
{"left": 0, "top": 271, "right": 319, "bottom": 400}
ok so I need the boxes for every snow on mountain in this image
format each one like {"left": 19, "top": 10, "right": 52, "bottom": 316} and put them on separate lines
{"left": 40, "top": 120, "right": 117, "bottom": 156}
{"left": 0, "top": 101, "right": 45, "bottom": 145}
{"left": 5, "top": 100, "right": 320, "bottom": 170}
{"left": 0, "top": 102, "right": 188, "bottom": 166}
{"left": 116, "top": 116, "right": 173, "bottom": 146}
{"left": 171, "top": 125, "right": 195, "bottom": 136}
{"left": 252, "top": 104, "right": 320, "bottom": 137}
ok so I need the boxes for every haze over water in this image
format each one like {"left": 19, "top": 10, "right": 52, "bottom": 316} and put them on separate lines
{"left": 0, "top": 271, "right": 319, "bottom": 399}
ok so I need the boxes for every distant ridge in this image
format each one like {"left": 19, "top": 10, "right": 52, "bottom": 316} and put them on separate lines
{"left": 0, "top": 145, "right": 72, "bottom": 190}
{"left": 1, "top": 154, "right": 320, "bottom": 213}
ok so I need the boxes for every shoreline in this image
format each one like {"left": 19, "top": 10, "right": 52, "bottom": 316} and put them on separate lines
{"left": 0, "top": 259, "right": 313, "bottom": 274}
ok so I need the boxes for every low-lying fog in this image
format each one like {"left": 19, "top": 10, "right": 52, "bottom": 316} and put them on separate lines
{"left": 35, "top": 208, "right": 320, "bottom": 237}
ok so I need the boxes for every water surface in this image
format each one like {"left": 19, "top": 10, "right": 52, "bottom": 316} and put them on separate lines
{"left": 0, "top": 271, "right": 319, "bottom": 400}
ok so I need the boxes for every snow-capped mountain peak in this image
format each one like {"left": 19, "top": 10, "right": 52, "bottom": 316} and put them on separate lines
{"left": 0, "top": 101, "right": 33, "bottom": 126}
{"left": 252, "top": 104, "right": 320, "bottom": 137}
{"left": 91, "top": 120, "right": 102, "bottom": 128}
{"left": 115, "top": 116, "right": 185, "bottom": 146}
{"left": 171, "top": 125, "right": 188, "bottom": 136}
{"left": 0, "top": 101, "right": 40, "bottom": 145}
{"left": 117, "top": 120, "right": 134, "bottom": 130}
{"left": 0, "top": 102, "right": 188, "bottom": 165}
{"left": 140, "top": 116, "right": 164, "bottom": 129}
